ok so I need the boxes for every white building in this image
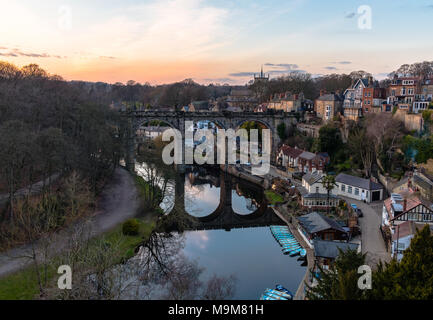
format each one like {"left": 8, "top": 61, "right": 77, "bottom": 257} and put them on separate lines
{"left": 335, "top": 173, "right": 383, "bottom": 203}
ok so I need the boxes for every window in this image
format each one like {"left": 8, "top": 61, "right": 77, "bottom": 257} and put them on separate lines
{"left": 401, "top": 88, "right": 406, "bottom": 95}
{"left": 397, "top": 242, "right": 405, "bottom": 250}
{"left": 316, "top": 186, "right": 319, "bottom": 193}
{"left": 408, "top": 212, "right": 418, "bottom": 221}
{"left": 348, "top": 186, "right": 352, "bottom": 194}
{"left": 355, "top": 188, "right": 359, "bottom": 196}
{"left": 341, "top": 184, "right": 346, "bottom": 192}
{"left": 423, "top": 213, "right": 432, "bottom": 221}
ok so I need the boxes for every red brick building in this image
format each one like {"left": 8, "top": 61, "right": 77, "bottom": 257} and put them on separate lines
{"left": 362, "top": 86, "right": 386, "bottom": 114}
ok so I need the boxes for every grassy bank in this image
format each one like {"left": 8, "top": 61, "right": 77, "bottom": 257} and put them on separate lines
{"left": 265, "top": 190, "right": 285, "bottom": 205}
{"left": 0, "top": 172, "right": 160, "bottom": 300}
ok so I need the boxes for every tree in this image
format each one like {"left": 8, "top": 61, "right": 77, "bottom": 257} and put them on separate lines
{"left": 317, "top": 125, "right": 342, "bottom": 157}
{"left": 277, "top": 123, "right": 287, "bottom": 141}
{"left": 347, "top": 125, "right": 374, "bottom": 177}
{"left": 306, "top": 249, "right": 367, "bottom": 300}
{"left": 322, "top": 175, "right": 336, "bottom": 215}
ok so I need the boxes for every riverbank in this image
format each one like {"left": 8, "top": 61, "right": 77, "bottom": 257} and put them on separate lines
{"left": 0, "top": 167, "right": 146, "bottom": 297}
{"left": 272, "top": 205, "right": 314, "bottom": 300}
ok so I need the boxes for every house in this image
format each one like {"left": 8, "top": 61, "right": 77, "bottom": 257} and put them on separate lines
{"left": 343, "top": 78, "right": 370, "bottom": 121}
{"left": 254, "top": 104, "right": 268, "bottom": 113}
{"left": 297, "top": 212, "right": 349, "bottom": 247}
{"left": 391, "top": 221, "right": 433, "bottom": 261}
{"left": 226, "top": 87, "right": 258, "bottom": 112}
{"left": 302, "top": 172, "right": 326, "bottom": 194}
{"left": 335, "top": 173, "right": 383, "bottom": 203}
{"left": 298, "top": 151, "right": 329, "bottom": 174}
{"left": 299, "top": 172, "right": 339, "bottom": 210}
{"left": 183, "top": 101, "right": 210, "bottom": 112}
{"left": 314, "top": 91, "right": 343, "bottom": 122}
{"left": 361, "top": 85, "right": 387, "bottom": 114}
{"left": 313, "top": 239, "right": 359, "bottom": 270}
{"left": 382, "top": 193, "right": 433, "bottom": 228}
{"left": 387, "top": 75, "right": 420, "bottom": 112}
{"left": 267, "top": 92, "right": 305, "bottom": 113}
{"left": 276, "top": 145, "right": 303, "bottom": 169}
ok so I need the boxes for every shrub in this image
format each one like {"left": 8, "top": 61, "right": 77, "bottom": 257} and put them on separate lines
{"left": 122, "top": 219, "right": 140, "bottom": 236}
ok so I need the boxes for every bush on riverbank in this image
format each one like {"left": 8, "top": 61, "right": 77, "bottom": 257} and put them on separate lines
{"left": 122, "top": 219, "right": 140, "bottom": 236}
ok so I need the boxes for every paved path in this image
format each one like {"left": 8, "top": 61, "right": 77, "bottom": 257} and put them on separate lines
{"left": 340, "top": 196, "right": 391, "bottom": 267}
{"left": 0, "top": 167, "right": 139, "bottom": 278}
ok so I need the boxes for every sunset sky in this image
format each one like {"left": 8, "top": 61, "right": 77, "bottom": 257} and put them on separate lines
{"left": 1, "top": 0, "right": 432, "bottom": 85}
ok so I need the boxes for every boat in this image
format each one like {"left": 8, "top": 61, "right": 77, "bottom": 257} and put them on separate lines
{"left": 262, "top": 290, "right": 288, "bottom": 300}
{"left": 282, "top": 246, "right": 301, "bottom": 253}
{"left": 280, "top": 240, "right": 298, "bottom": 245}
{"left": 282, "top": 246, "right": 302, "bottom": 254}
{"left": 275, "top": 285, "right": 294, "bottom": 299}
{"left": 264, "top": 289, "right": 292, "bottom": 300}
{"left": 289, "top": 249, "right": 302, "bottom": 257}
{"left": 273, "top": 234, "right": 294, "bottom": 239}
{"left": 282, "top": 243, "right": 301, "bottom": 250}
{"left": 278, "top": 238, "right": 298, "bottom": 243}
{"left": 300, "top": 249, "right": 307, "bottom": 258}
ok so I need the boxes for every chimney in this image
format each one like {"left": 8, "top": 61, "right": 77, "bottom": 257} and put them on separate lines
{"left": 320, "top": 89, "right": 326, "bottom": 97}
{"left": 403, "top": 199, "right": 407, "bottom": 212}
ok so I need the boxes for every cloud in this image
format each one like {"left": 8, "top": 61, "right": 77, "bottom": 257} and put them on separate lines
{"left": 325, "top": 66, "right": 338, "bottom": 70}
{"left": 229, "top": 72, "right": 256, "bottom": 77}
{"left": 337, "top": 61, "right": 351, "bottom": 64}
{"left": 345, "top": 12, "right": 356, "bottom": 18}
{"left": 265, "top": 63, "right": 299, "bottom": 69}
{"left": 0, "top": 47, "right": 63, "bottom": 58}
{"left": 202, "top": 77, "right": 235, "bottom": 83}
{"left": 80, "top": 0, "right": 231, "bottom": 60}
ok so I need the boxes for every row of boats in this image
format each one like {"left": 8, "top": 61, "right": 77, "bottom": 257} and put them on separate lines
{"left": 260, "top": 285, "right": 294, "bottom": 300}
{"left": 270, "top": 225, "right": 307, "bottom": 258}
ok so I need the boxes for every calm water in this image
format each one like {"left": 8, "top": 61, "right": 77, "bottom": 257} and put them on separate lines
{"left": 136, "top": 162, "right": 306, "bottom": 299}
{"left": 182, "top": 227, "right": 306, "bottom": 299}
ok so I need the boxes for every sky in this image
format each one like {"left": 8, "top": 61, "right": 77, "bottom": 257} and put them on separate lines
{"left": 0, "top": 0, "right": 432, "bottom": 85}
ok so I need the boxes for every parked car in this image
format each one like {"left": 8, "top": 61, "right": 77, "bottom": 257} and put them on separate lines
{"left": 357, "top": 208, "right": 363, "bottom": 217}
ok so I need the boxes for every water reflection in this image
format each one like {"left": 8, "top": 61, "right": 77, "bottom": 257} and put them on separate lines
{"left": 185, "top": 172, "right": 220, "bottom": 217}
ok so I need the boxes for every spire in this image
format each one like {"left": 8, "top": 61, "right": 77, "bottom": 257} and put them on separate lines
{"left": 261, "top": 65, "right": 264, "bottom": 77}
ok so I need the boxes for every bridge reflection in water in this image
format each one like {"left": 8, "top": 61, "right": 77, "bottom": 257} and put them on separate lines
{"left": 172, "top": 167, "right": 284, "bottom": 232}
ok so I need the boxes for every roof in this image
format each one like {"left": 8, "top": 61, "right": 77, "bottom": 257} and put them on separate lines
{"left": 303, "top": 171, "right": 323, "bottom": 185}
{"left": 313, "top": 240, "right": 359, "bottom": 259}
{"left": 298, "top": 212, "right": 347, "bottom": 234}
{"left": 279, "top": 145, "right": 304, "bottom": 158}
{"left": 190, "top": 101, "right": 209, "bottom": 110}
{"left": 299, "top": 151, "right": 316, "bottom": 161}
{"left": 414, "top": 174, "right": 433, "bottom": 191}
{"left": 384, "top": 193, "right": 433, "bottom": 220}
{"left": 336, "top": 173, "right": 383, "bottom": 191}
{"left": 303, "top": 193, "right": 339, "bottom": 199}
{"left": 317, "top": 93, "right": 342, "bottom": 101}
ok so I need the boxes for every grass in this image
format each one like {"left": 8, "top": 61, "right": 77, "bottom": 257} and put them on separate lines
{"left": 265, "top": 190, "right": 285, "bottom": 205}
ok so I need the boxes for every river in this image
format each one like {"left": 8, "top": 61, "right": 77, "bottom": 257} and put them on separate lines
{"left": 135, "top": 161, "right": 306, "bottom": 299}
